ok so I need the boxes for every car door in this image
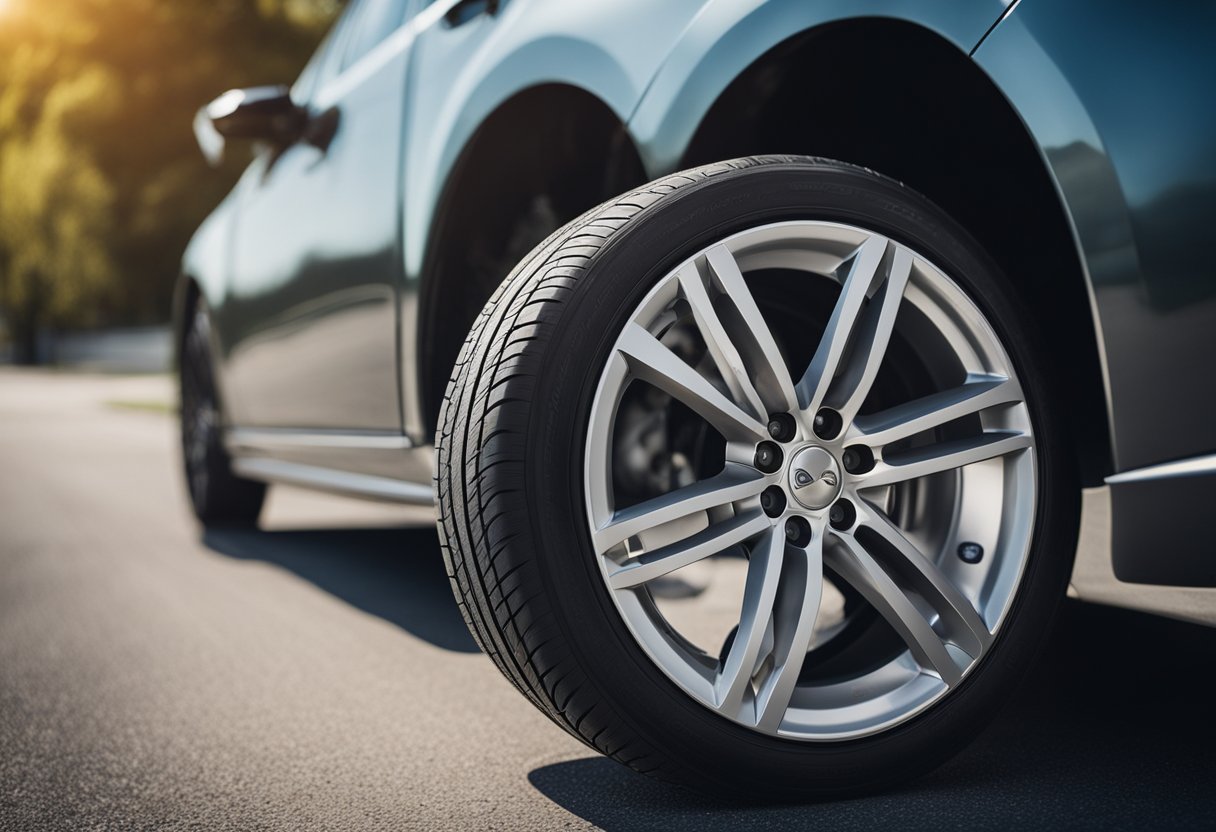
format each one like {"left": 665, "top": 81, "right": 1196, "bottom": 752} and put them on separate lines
{"left": 219, "top": 0, "right": 414, "bottom": 432}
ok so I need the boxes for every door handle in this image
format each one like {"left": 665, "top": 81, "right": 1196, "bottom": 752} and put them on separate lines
{"left": 445, "top": 0, "right": 499, "bottom": 27}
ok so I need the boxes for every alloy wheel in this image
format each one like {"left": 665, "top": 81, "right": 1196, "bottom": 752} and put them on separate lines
{"left": 584, "top": 220, "right": 1036, "bottom": 740}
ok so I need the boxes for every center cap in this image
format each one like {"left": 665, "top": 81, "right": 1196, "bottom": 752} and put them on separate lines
{"left": 787, "top": 446, "right": 842, "bottom": 510}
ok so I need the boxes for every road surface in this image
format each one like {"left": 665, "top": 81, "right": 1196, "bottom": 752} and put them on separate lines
{"left": 1, "top": 368, "right": 1213, "bottom": 830}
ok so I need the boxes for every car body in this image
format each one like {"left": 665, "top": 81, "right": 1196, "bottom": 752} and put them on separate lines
{"left": 178, "top": 0, "right": 1216, "bottom": 624}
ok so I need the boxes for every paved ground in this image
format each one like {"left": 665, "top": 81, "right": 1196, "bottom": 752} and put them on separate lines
{"left": 2, "top": 368, "right": 1214, "bottom": 831}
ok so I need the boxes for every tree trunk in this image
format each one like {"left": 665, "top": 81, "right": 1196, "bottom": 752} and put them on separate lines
{"left": 8, "top": 272, "right": 47, "bottom": 365}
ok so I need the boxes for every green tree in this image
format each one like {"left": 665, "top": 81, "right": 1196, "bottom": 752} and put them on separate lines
{"left": 0, "top": 0, "right": 340, "bottom": 362}
{"left": 0, "top": 54, "right": 118, "bottom": 359}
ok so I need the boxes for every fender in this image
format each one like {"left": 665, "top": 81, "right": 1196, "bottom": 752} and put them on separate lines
{"left": 402, "top": 0, "right": 705, "bottom": 284}
{"left": 628, "top": 0, "right": 1009, "bottom": 175}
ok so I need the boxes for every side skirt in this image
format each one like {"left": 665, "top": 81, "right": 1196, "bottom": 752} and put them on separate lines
{"left": 225, "top": 427, "right": 435, "bottom": 505}
{"left": 231, "top": 457, "right": 434, "bottom": 505}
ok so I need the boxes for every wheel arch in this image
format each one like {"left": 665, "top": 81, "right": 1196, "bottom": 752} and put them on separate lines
{"left": 670, "top": 18, "right": 1113, "bottom": 486}
{"left": 401, "top": 27, "right": 645, "bottom": 287}
{"left": 416, "top": 82, "right": 646, "bottom": 437}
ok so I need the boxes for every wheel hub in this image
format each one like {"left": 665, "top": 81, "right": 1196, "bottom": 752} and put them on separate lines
{"left": 786, "top": 445, "right": 842, "bottom": 510}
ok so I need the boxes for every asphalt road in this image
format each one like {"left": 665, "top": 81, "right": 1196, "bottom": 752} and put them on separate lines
{"left": 2, "top": 368, "right": 1214, "bottom": 831}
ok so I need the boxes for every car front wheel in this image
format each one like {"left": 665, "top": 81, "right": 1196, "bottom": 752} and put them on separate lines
{"left": 435, "top": 156, "right": 1078, "bottom": 798}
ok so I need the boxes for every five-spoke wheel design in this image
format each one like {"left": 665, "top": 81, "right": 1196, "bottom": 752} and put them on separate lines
{"left": 585, "top": 221, "right": 1035, "bottom": 740}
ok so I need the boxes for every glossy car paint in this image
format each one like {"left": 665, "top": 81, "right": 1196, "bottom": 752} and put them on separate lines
{"left": 184, "top": 0, "right": 1015, "bottom": 443}
{"left": 178, "top": 0, "right": 1216, "bottom": 594}
{"left": 218, "top": 18, "right": 414, "bottom": 433}
{"left": 975, "top": 2, "right": 1216, "bottom": 585}
{"left": 397, "top": 0, "right": 710, "bottom": 436}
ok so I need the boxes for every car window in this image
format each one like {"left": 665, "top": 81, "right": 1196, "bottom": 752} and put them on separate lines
{"left": 340, "top": 0, "right": 411, "bottom": 71}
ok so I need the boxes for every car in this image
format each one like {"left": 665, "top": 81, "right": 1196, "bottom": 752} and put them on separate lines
{"left": 175, "top": 0, "right": 1216, "bottom": 800}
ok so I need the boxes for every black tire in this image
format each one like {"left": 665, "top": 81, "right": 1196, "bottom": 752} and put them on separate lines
{"left": 435, "top": 156, "right": 1078, "bottom": 799}
{"left": 179, "top": 304, "right": 266, "bottom": 528}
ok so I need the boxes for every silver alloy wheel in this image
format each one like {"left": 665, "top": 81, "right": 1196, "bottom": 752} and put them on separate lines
{"left": 583, "top": 220, "right": 1036, "bottom": 741}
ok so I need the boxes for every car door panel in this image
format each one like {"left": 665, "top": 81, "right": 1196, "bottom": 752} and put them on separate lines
{"left": 221, "top": 5, "right": 413, "bottom": 432}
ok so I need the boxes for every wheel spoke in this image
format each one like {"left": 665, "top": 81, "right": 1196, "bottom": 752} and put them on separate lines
{"left": 701, "top": 245, "right": 800, "bottom": 414}
{"left": 714, "top": 525, "right": 786, "bottom": 716}
{"left": 592, "top": 462, "right": 766, "bottom": 554}
{"left": 853, "top": 375, "right": 1024, "bottom": 448}
{"left": 753, "top": 534, "right": 824, "bottom": 732}
{"left": 856, "top": 430, "right": 1031, "bottom": 489}
{"left": 608, "top": 511, "right": 770, "bottom": 590}
{"left": 677, "top": 263, "right": 769, "bottom": 422}
{"left": 826, "top": 246, "right": 914, "bottom": 424}
{"left": 828, "top": 531, "right": 964, "bottom": 686}
{"left": 617, "top": 322, "right": 768, "bottom": 442}
{"left": 858, "top": 504, "right": 992, "bottom": 658}
{"left": 795, "top": 235, "right": 892, "bottom": 415}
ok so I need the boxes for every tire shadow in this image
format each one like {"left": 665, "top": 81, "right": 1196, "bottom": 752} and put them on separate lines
{"left": 202, "top": 526, "right": 479, "bottom": 653}
{"left": 528, "top": 601, "right": 1216, "bottom": 830}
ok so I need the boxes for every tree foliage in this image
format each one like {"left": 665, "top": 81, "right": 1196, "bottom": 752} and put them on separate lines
{"left": 0, "top": 0, "right": 340, "bottom": 360}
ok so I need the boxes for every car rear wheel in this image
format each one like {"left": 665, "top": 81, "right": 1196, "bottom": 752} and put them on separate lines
{"left": 435, "top": 156, "right": 1078, "bottom": 798}
{"left": 180, "top": 304, "right": 266, "bottom": 528}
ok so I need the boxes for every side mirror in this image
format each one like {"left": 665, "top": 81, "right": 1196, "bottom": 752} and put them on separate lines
{"left": 193, "top": 86, "right": 306, "bottom": 166}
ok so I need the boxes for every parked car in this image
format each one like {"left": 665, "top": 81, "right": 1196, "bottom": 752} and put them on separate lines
{"left": 176, "top": 0, "right": 1216, "bottom": 799}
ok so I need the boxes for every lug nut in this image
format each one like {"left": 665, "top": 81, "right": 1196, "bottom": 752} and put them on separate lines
{"left": 754, "top": 441, "right": 783, "bottom": 473}
{"left": 766, "top": 412, "right": 796, "bottom": 442}
{"left": 829, "top": 498, "right": 856, "bottom": 531}
{"left": 785, "top": 516, "right": 812, "bottom": 547}
{"left": 761, "top": 486, "right": 786, "bottom": 518}
{"left": 841, "top": 445, "right": 873, "bottom": 474}
{"left": 813, "top": 408, "right": 842, "bottom": 440}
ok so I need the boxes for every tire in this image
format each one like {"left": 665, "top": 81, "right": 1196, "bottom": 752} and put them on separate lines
{"left": 179, "top": 304, "right": 266, "bottom": 528}
{"left": 435, "top": 156, "right": 1078, "bottom": 799}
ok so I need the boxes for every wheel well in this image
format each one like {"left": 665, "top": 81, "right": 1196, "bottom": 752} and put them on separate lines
{"left": 418, "top": 84, "right": 646, "bottom": 437}
{"left": 682, "top": 19, "right": 1112, "bottom": 486}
